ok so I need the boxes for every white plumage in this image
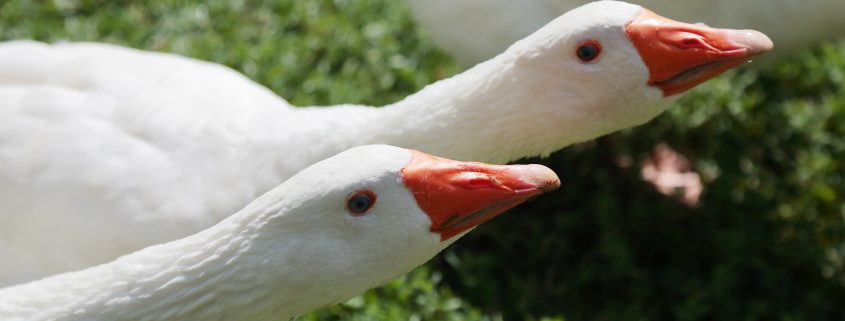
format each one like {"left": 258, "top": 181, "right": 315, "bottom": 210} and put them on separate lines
{"left": 0, "top": 1, "right": 770, "bottom": 285}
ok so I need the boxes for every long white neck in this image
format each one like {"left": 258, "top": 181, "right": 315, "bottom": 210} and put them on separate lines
{"left": 271, "top": 51, "right": 624, "bottom": 170}
{"left": 372, "top": 55, "right": 588, "bottom": 163}
{"left": 0, "top": 193, "right": 345, "bottom": 321}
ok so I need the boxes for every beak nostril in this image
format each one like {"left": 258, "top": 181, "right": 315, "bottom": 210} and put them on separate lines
{"left": 682, "top": 38, "right": 701, "bottom": 47}
{"left": 453, "top": 172, "right": 499, "bottom": 189}
{"left": 677, "top": 36, "right": 710, "bottom": 49}
{"left": 466, "top": 176, "right": 495, "bottom": 189}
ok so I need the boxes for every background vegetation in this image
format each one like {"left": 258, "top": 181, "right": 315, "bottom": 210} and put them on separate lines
{"left": 2, "top": 0, "right": 844, "bottom": 320}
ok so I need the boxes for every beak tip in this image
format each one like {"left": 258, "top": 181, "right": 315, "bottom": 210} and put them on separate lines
{"left": 515, "top": 164, "right": 561, "bottom": 192}
{"left": 732, "top": 29, "right": 774, "bottom": 55}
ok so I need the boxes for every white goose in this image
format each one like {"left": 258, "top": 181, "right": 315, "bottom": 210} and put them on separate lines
{"left": 407, "top": 0, "right": 837, "bottom": 66}
{"left": 0, "top": 145, "right": 560, "bottom": 321}
{"left": 0, "top": 1, "right": 772, "bottom": 285}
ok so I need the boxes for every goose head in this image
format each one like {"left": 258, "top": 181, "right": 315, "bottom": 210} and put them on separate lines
{"left": 263, "top": 145, "right": 559, "bottom": 303}
{"left": 398, "top": 1, "right": 772, "bottom": 161}
{"left": 505, "top": 0, "right": 771, "bottom": 139}
{"left": 220, "top": 145, "right": 559, "bottom": 318}
{"left": 518, "top": 1, "right": 771, "bottom": 131}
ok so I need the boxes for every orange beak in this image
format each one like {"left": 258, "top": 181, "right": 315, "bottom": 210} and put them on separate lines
{"left": 625, "top": 9, "right": 773, "bottom": 96}
{"left": 401, "top": 150, "right": 560, "bottom": 241}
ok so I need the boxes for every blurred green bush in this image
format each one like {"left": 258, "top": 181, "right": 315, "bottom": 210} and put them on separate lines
{"left": 2, "top": 0, "right": 844, "bottom": 320}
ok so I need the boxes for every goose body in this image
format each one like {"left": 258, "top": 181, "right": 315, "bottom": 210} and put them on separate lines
{"left": 0, "top": 1, "right": 771, "bottom": 285}
{"left": 0, "top": 145, "right": 560, "bottom": 321}
{"left": 407, "top": 0, "right": 838, "bottom": 66}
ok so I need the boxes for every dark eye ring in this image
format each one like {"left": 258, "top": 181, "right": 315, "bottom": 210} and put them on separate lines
{"left": 576, "top": 40, "right": 602, "bottom": 63}
{"left": 346, "top": 190, "right": 376, "bottom": 216}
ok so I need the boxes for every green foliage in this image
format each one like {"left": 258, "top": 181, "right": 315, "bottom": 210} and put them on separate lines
{"left": 298, "top": 267, "right": 497, "bottom": 321}
{"left": 2, "top": 1, "right": 844, "bottom": 320}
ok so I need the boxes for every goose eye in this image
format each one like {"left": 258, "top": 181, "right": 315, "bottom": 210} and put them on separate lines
{"left": 346, "top": 190, "right": 376, "bottom": 216}
{"left": 576, "top": 41, "right": 602, "bottom": 62}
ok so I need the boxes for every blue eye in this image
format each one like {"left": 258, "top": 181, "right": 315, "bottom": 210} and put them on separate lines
{"left": 576, "top": 40, "right": 602, "bottom": 62}
{"left": 346, "top": 191, "right": 376, "bottom": 215}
